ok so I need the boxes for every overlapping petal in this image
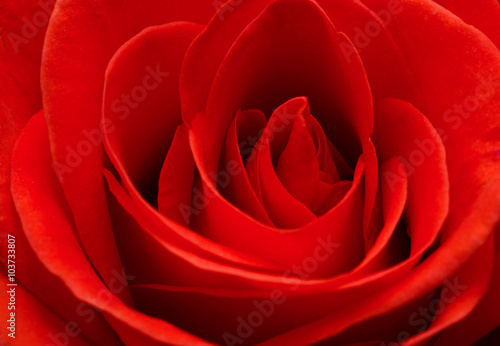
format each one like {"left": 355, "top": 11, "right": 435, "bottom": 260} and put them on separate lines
{"left": 40, "top": 0, "right": 217, "bottom": 302}
{"left": 3, "top": 0, "right": 499, "bottom": 344}
{"left": 11, "top": 112, "right": 213, "bottom": 346}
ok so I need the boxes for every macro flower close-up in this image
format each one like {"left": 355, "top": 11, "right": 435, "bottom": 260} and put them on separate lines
{"left": 1, "top": 0, "right": 500, "bottom": 345}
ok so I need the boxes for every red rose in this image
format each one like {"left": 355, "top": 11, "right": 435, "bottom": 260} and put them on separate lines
{"left": 2, "top": 0, "right": 500, "bottom": 345}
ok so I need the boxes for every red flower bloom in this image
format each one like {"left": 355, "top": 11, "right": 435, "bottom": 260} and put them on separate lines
{"left": 1, "top": 0, "right": 500, "bottom": 345}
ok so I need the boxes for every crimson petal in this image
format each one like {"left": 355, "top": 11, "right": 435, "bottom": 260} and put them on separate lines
{"left": 11, "top": 112, "right": 212, "bottom": 346}
{"left": 41, "top": 0, "right": 216, "bottom": 303}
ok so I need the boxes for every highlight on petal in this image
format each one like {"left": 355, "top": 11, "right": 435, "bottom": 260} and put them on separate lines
{"left": 432, "top": 0, "right": 500, "bottom": 48}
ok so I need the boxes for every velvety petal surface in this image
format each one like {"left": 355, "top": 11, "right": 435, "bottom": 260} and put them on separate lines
{"left": 40, "top": 0, "right": 216, "bottom": 303}
{"left": 103, "top": 21, "right": 286, "bottom": 273}
{"left": 183, "top": 0, "right": 374, "bottom": 272}
{"left": 11, "top": 112, "right": 213, "bottom": 346}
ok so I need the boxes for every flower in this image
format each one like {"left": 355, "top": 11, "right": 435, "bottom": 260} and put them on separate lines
{"left": 1, "top": 0, "right": 500, "bottom": 345}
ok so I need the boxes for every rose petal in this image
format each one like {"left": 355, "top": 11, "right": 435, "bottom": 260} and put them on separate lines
{"left": 194, "top": 0, "right": 373, "bottom": 177}
{"left": 352, "top": 157, "right": 408, "bottom": 274}
{"left": 0, "top": 273, "right": 89, "bottom": 345}
{"left": 316, "top": 0, "right": 423, "bottom": 106}
{"left": 373, "top": 98, "right": 449, "bottom": 256}
{"left": 184, "top": 0, "right": 373, "bottom": 271}
{"left": 104, "top": 22, "right": 203, "bottom": 198}
{"left": 362, "top": 0, "right": 500, "bottom": 244}
{"left": 0, "top": 0, "right": 51, "bottom": 226}
{"left": 273, "top": 99, "right": 341, "bottom": 213}
{"left": 0, "top": 0, "right": 54, "bottom": 317}
{"left": 11, "top": 112, "right": 213, "bottom": 346}
{"left": 434, "top": 224, "right": 500, "bottom": 345}
{"left": 245, "top": 98, "right": 319, "bottom": 227}
{"left": 7, "top": 112, "right": 120, "bottom": 345}
{"left": 219, "top": 109, "right": 273, "bottom": 225}
{"left": 181, "top": 0, "right": 275, "bottom": 123}
{"left": 405, "top": 235, "right": 495, "bottom": 344}
{"left": 432, "top": 0, "right": 500, "bottom": 48}
{"left": 102, "top": 22, "right": 284, "bottom": 273}
{"left": 192, "top": 123, "right": 366, "bottom": 274}
{"left": 41, "top": 0, "right": 215, "bottom": 303}
{"left": 255, "top": 96, "right": 450, "bottom": 344}
{"left": 158, "top": 124, "right": 196, "bottom": 227}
